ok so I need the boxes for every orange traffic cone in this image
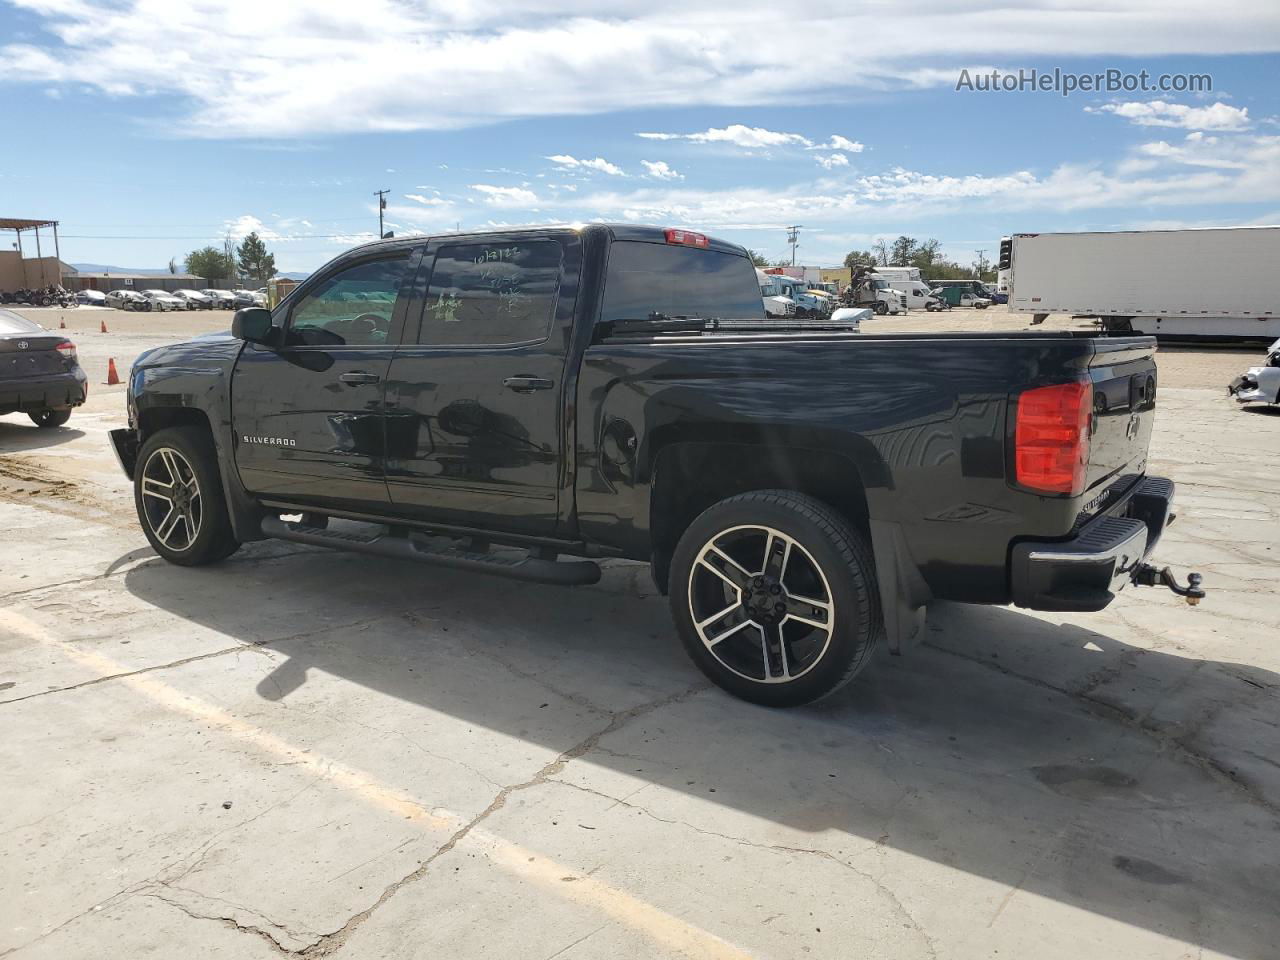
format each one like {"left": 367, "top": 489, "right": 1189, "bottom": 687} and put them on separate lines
{"left": 106, "top": 358, "right": 120, "bottom": 386}
{"left": 100, "top": 319, "right": 108, "bottom": 334}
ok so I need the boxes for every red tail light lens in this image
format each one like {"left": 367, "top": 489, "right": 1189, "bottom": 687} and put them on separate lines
{"left": 55, "top": 340, "right": 76, "bottom": 360}
{"left": 1014, "top": 381, "right": 1091, "bottom": 495}
{"left": 664, "top": 228, "right": 709, "bottom": 248}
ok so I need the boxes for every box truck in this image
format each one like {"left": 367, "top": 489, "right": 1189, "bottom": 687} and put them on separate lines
{"left": 1001, "top": 227, "right": 1280, "bottom": 341}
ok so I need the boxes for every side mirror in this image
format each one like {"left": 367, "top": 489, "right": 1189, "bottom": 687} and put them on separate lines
{"left": 232, "top": 307, "right": 273, "bottom": 344}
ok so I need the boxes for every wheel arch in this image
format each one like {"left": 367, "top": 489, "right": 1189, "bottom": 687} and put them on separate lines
{"left": 135, "top": 405, "right": 265, "bottom": 543}
{"left": 646, "top": 431, "right": 928, "bottom": 653}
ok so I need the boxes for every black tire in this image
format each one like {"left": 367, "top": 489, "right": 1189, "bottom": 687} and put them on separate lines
{"left": 669, "top": 490, "right": 882, "bottom": 707}
{"left": 874, "top": 301, "right": 888, "bottom": 315}
{"left": 134, "top": 426, "right": 240, "bottom": 566}
{"left": 29, "top": 408, "right": 71, "bottom": 429}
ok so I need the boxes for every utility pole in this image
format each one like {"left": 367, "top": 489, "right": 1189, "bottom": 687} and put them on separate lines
{"left": 786, "top": 225, "right": 803, "bottom": 266}
{"left": 974, "top": 248, "right": 989, "bottom": 278}
{"left": 374, "top": 189, "right": 390, "bottom": 239}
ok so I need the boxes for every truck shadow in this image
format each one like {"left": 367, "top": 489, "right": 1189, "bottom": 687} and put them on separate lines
{"left": 123, "top": 547, "right": 1279, "bottom": 958}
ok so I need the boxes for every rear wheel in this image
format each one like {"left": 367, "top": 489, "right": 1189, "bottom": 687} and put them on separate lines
{"left": 134, "top": 426, "right": 240, "bottom": 565}
{"left": 29, "top": 408, "right": 71, "bottom": 429}
{"left": 669, "top": 490, "right": 881, "bottom": 707}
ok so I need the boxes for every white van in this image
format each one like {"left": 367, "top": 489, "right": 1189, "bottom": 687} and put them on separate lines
{"left": 883, "top": 279, "right": 937, "bottom": 311}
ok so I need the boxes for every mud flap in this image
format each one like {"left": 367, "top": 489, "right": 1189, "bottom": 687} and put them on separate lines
{"left": 869, "top": 518, "right": 932, "bottom": 654}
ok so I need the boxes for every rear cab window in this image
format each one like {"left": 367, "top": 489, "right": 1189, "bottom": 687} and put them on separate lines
{"left": 599, "top": 241, "right": 764, "bottom": 323}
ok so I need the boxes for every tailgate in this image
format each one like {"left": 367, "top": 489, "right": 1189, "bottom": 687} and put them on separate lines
{"left": 0, "top": 334, "right": 67, "bottom": 379}
{"left": 1084, "top": 337, "right": 1157, "bottom": 496}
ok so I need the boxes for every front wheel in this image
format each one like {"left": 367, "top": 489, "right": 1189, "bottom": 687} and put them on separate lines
{"left": 669, "top": 491, "right": 882, "bottom": 707}
{"left": 134, "top": 426, "right": 240, "bottom": 565}
{"left": 874, "top": 301, "right": 888, "bottom": 315}
{"left": 30, "top": 408, "right": 71, "bottom": 428}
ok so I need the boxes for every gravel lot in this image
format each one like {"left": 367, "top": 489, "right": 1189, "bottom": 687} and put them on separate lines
{"left": 2, "top": 304, "right": 1278, "bottom": 960}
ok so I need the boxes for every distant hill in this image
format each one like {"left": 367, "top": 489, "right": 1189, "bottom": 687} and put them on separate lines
{"left": 72, "top": 263, "right": 311, "bottom": 281}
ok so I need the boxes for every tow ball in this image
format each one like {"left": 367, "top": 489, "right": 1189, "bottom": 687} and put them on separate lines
{"left": 1132, "top": 564, "right": 1206, "bottom": 606}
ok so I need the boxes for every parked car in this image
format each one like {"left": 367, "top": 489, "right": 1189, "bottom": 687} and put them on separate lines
{"left": 140, "top": 289, "right": 186, "bottom": 312}
{"left": 172, "top": 289, "right": 213, "bottom": 310}
{"left": 0, "top": 309, "right": 86, "bottom": 428}
{"left": 105, "top": 289, "right": 149, "bottom": 311}
{"left": 76, "top": 290, "right": 107, "bottom": 306}
{"left": 1228, "top": 338, "right": 1280, "bottom": 406}
{"left": 231, "top": 289, "right": 266, "bottom": 308}
{"left": 200, "top": 289, "right": 237, "bottom": 309}
{"left": 110, "top": 224, "right": 1202, "bottom": 707}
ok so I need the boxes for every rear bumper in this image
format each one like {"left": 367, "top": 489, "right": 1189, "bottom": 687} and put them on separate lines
{"left": 0, "top": 369, "right": 87, "bottom": 415}
{"left": 1010, "top": 476, "right": 1174, "bottom": 612}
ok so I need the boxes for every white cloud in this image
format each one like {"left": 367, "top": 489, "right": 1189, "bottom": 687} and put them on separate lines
{"left": 3, "top": 3, "right": 1278, "bottom": 137}
{"left": 815, "top": 153, "right": 850, "bottom": 169}
{"left": 638, "top": 124, "right": 813, "bottom": 149}
{"left": 821, "top": 135, "right": 865, "bottom": 153}
{"left": 641, "top": 160, "right": 683, "bottom": 180}
{"left": 545, "top": 154, "right": 625, "bottom": 175}
{"left": 470, "top": 184, "right": 540, "bottom": 207}
{"left": 1090, "top": 100, "right": 1251, "bottom": 131}
{"left": 404, "top": 193, "right": 452, "bottom": 206}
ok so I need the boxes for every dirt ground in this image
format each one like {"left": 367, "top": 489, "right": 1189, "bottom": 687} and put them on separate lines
{"left": 2, "top": 304, "right": 1279, "bottom": 960}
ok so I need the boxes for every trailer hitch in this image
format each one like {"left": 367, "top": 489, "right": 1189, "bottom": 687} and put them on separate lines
{"left": 1132, "top": 564, "right": 1205, "bottom": 606}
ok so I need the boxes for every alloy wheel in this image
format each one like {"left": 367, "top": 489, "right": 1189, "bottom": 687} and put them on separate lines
{"left": 687, "top": 524, "right": 835, "bottom": 683}
{"left": 140, "top": 447, "right": 202, "bottom": 551}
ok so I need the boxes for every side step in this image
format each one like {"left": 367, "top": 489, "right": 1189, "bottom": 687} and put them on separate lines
{"left": 260, "top": 516, "right": 602, "bottom": 586}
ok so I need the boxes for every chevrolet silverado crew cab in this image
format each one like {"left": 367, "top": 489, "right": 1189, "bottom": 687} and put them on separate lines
{"left": 109, "top": 225, "right": 1203, "bottom": 706}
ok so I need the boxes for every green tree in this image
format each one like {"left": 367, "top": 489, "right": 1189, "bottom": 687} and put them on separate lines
{"left": 843, "top": 249, "right": 876, "bottom": 269}
{"left": 236, "top": 232, "right": 276, "bottom": 282}
{"left": 744, "top": 248, "right": 770, "bottom": 267}
{"left": 184, "top": 246, "right": 235, "bottom": 282}
{"left": 889, "top": 236, "right": 918, "bottom": 266}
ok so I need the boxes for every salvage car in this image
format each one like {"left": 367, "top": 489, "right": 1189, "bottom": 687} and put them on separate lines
{"left": 172, "top": 289, "right": 213, "bottom": 310}
{"left": 200, "top": 289, "right": 238, "bottom": 309}
{"left": 109, "top": 224, "right": 1203, "bottom": 707}
{"left": 76, "top": 289, "right": 107, "bottom": 307}
{"left": 140, "top": 289, "right": 185, "bottom": 312}
{"left": 105, "top": 289, "right": 149, "bottom": 311}
{"left": 0, "top": 309, "right": 86, "bottom": 428}
{"left": 1228, "top": 338, "right": 1280, "bottom": 406}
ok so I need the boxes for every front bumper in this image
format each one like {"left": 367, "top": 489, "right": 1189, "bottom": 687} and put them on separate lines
{"left": 0, "top": 369, "right": 87, "bottom": 415}
{"left": 1010, "top": 476, "right": 1175, "bottom": 612}
{"left": 1228, "top": 374, "right": 1272, "bottom": 403}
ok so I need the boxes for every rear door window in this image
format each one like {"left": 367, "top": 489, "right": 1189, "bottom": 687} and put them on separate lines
{"left": 600, "top": 241, "right": 764, "bottom": 322}
{"left": 418, "top": 240, "right": 562, "bottom": 346}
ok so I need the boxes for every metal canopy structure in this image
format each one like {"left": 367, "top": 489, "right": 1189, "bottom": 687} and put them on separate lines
{"left": 2, "top": 217, "right": 62, "bottom": 288}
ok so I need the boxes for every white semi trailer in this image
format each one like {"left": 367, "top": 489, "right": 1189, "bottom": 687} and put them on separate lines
{"left": 1001, "top": 227, "right": 1280, "bottom": 341}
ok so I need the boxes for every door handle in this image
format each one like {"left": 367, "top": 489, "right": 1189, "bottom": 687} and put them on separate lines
{"left": 339, "top": 372, "right": 380, "bottom": 385}
{"left": 503, "top": 376, "right": 554, "bottom": 393}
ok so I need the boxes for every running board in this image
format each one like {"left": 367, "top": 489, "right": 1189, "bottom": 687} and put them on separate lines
{"left": 260, "top": 516, "right": 602, "bottom": 586}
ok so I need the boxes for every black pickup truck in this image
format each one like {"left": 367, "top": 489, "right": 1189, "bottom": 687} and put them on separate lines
{"left": 109, "top": 224, "right": 1201, "bottom": 706}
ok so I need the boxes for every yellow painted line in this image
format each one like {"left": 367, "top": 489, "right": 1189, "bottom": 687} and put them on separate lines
{"left": 0, "top": 608, "right": 754, "bottom": 960}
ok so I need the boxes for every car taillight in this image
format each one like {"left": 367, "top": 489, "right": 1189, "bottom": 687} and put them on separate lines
{"left": 664, "top": 228, "right": 709, "bottom": 248}
{"left": 1014, "top": 381, "right": 1091, "bottom": 496}
{"left": 55, "top": 340, "right": 76, "bottom": 360}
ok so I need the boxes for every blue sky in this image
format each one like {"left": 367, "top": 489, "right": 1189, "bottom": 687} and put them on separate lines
{"left": 1, "top": 1, "right": 1278, "bottom": 274}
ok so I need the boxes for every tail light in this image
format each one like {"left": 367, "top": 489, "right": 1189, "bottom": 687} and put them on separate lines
{"left": 55, "top": 340, "right": 76, "bottom": 361}
{"left": 664, "top": 228, "right": 709, "bottom": 248}
{"left": 1014, "top": 381, "right": 1091, "bottom": 495}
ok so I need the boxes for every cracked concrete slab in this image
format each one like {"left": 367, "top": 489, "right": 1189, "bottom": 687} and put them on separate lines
{"left": 3, "top": 331, "right": 1280, "bottom": 960}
